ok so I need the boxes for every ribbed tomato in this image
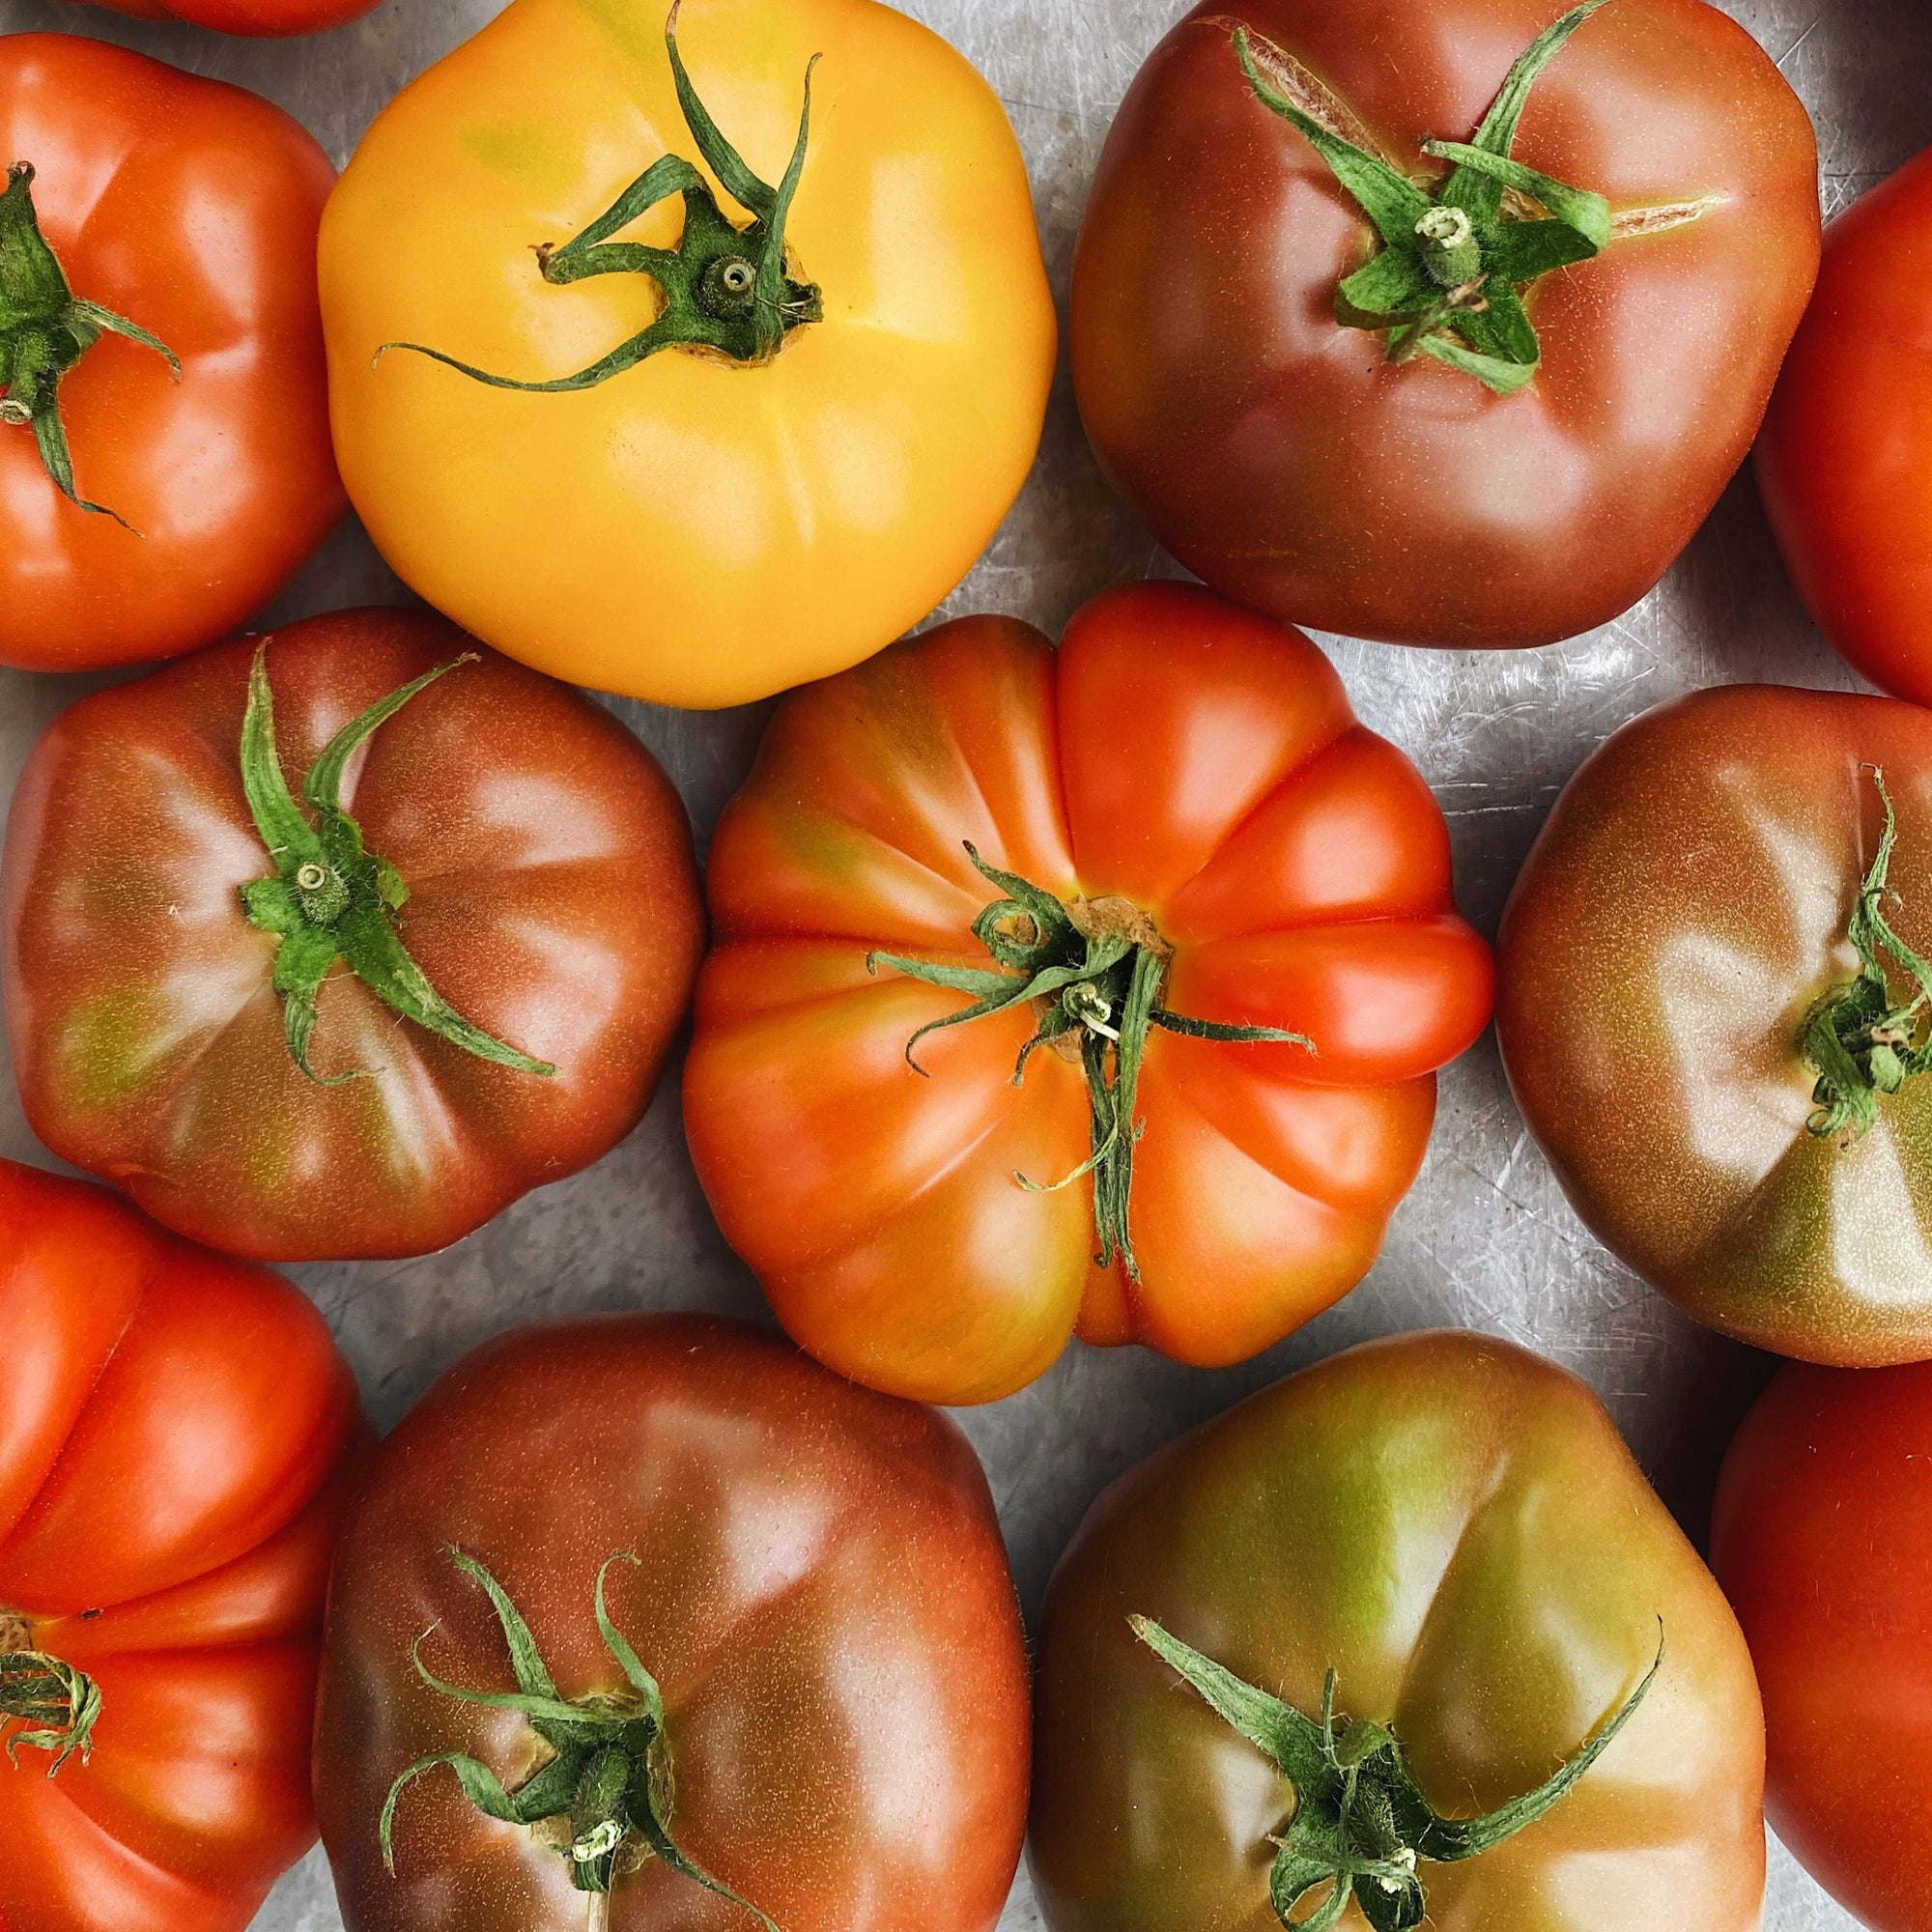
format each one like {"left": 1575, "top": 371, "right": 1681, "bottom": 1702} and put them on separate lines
{"left": 0, "top": 1158, "right": 362, "bottom": 1932}
{"left": 684, "top": 582, "right": 1493, "bottom": 1404}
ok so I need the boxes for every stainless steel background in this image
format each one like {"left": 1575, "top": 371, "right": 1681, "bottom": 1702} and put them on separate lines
{"left": 0, "top": 0, "right": 1912, "bottom": 1923}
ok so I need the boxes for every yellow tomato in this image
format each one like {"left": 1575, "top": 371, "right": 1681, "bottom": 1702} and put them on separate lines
{"left": 319, "top": 0, "right": 1055, "bottom": 708}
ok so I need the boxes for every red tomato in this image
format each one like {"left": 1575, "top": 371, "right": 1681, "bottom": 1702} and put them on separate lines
{"left": 1713, "top": 1360, "right": 1932, "bottom": 1932}
{"left": 684, "top": 582, "right": 1493, "bottom": 1404}
{"left": 1758, "top": 146, "right": 1932, "bottom": 706}
{"left": 314, "top": 1313, "right": 1030, "bottom": 1932}
{"left": 0, "top": 36, "right": 344, "bottom": 672}
{"left": 0, "top": 1158, "right": 363, "bottom": 1932}
{"left": 2, "top": 608, "right": 705, "bottom": 1262}
{"left": 61, "top": 0, "right": 380, "bottom": 33}
{"left": 1071, "top": 0, "right": 1819, "bottom": 648}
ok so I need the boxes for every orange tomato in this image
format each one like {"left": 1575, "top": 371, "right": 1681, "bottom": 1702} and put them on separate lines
{"left": 0, "top": 37, "right": 343, "bottom": 672}
{"left": 0, "top": 1159, "right": 363, "bottom": 1932}
{"left": 684, "top": 582, "right": 1494, "bottom": 1403}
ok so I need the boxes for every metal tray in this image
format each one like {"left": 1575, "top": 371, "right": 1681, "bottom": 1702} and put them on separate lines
{"left": 0, "top": 0, "right": 1911, "bottom": 1923}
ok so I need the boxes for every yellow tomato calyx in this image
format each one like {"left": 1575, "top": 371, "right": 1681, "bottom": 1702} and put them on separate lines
{"left": 373, "top": 4, "right": 822, "bottom": 395}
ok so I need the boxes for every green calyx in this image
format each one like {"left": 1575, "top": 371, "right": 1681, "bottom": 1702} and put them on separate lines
{"left": 869, "top": 844, "right": 1313, "bottom": 1282}
{"left": 0, "top": 1624, "right": 102, "bottom": 1778}
{"left": 1803, "top": 767, "right": 1932, "bottom": 1143}
{"left": 1130, "top": 1615, "right": 1663, "bottom": 1932}
{"left": 378, "top": 3, "right": 820, "bottom": 392}
{"left": 1235, "top": 0, "right": 1710, "bottom": 395}
{"left": 237, "top": 644, "right": 557, "bottom": 1086}
{"left": 383, "top": 1549, "right": 781, "bottom": 1926}
{"left": 0, "top": 160, "right": 181, "bottom": 525}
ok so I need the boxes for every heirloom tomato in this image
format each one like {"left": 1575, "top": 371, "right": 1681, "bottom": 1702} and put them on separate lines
{"left": 1497, "top": 684, "right": 1932, "bottom": 1364}
{"left": 1032, "top": 1331, "right": 1765, "bottom": 1932}
{"left": 319, "top": 0, "right": 1056, "bottom": 708}
{"left": 1758, "top": 146, "right": 1932, "bottom": 708}
{"left": 315, "top": 1313, "right": 1030, "bottom": 1932}
{"left": 683, "top": 582, "right": 1493, "bottom": 1405}
{"left": 2, "top": 608, "right": 703, "bottom": 1263}
{"left": 1071, "top": 0, "right": 1818, "bottom": 649}
{"left": 0, "top": 1158, "right": 363, "bottom": 1932}
{"left": 0, "top": 36, "right": 343, "bottom": 673}
{"left": 1713, "top": 1359, "right": 1932, "bottom": 1932}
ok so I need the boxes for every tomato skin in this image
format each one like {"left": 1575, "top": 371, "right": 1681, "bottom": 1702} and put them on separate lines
{"left": 319, "top": 0, "right": 1056, "bottom": 709}
{"left": 314, "top": 1312, "right": 1030, "bottom": 1932}
{"left": 1757, "top": 147, "right": 1932, "bottom": 706}
{"left": 1031, "top": 1330, "right": 1766, "bottom": 1932}
{"left": 2, "top": 608, "right": 704, "bottom": 1263}
{"left": 0, "top": 37, "right": 344, "bottom": 673}
{"left": 1713, "top": 1360, "right": 1932, "bottom": 1932}
{"left": 684, "top": 582, "right": 1493, "bottom": 1405}
{"left": 1071, "top": 0, "right": 1818, "bottom": 649}
{"left": 1496, "top": 683, "right": 1932, "bottom": 1364}
{"left": 0, "top": 1157, "right": 363, "bottom": 1932}
{"left": 61, "top": 0, "right": 382, "bottom": 35}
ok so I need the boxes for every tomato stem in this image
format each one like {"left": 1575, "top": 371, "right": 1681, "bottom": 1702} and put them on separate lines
{"left": 869, "top": 844, "right": 1314, "bottom": 1282}
{"left": 1130, "top": 1615, "right": 1662, "bottom": 1931}
{"left": 374, "top": 3, "right": 821, "bottom": 392}
{"left": 0, "top": 1626, "right": 102, "bottom": 1779}
{"left": 382, "top": 1549, "right": 781, "bottom": 1926}
{"left": 1802, "top": 767, "right": 1932, "bottom": 1142}
{"left": 1233, "top": 0, "right": 1716, "bottom": 394}
{"left": 0, "top": 161, "right": 181, "bottom": 524}
{"left": 236, "top": 644, "right": 558, "bottom": 1085}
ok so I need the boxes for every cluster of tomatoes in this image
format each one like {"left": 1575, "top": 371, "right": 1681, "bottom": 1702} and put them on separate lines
{"left": 2, "top": 0, "right": 1930, "bottom": 1930}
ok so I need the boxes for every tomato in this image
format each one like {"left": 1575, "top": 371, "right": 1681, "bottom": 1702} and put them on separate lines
{"left": 1712, "top": 1359, "right": 1932, "bottom": 1932}
{"left": 1757, "top": 147, "right": 1932, "bottom": 707}
{"left": 1070, "top": 0, "right": 1818, "bottom": 649}
{"left": 314, "top": 1312, "right": 1029, "bottom": 1932}
{"left": 2, "top": 607, "right": 704, "bottom": 1263}
{"left": 318, "top": 0, "right": 1056, "bottom": 710}
{"left": 0, "top": 1157, "right": 362, "bottom": 1932}
{"left": 683, "top": 582, "right": 1493, "bottom": 1405}
{"left": 1496, "top": 683, "right": 1932, "bottom": 1364}
{"left": 0, "top": 36, "right": 344, "bottom": 674}
{"left": 1032, "top": 1330, "right": 1765, "bottom": 1932}
{"left": 60, "top": 0, "right": 381, "bottom": 36}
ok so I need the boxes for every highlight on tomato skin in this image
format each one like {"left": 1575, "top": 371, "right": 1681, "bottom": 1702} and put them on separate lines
{"left": 684, "top": 579, "right": 1495, "bottom": 1406}
{"left": 0, "top": 1157, "right": 366, "bottom": 1932}
{"left": 0, "top": 35, "right": 346, "bottom": 672}
{"left": 0, "top": 606, "right": 706, "bottom": 1264}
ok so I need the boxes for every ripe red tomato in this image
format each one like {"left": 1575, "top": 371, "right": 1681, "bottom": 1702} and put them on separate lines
{"left": 3, "top": 608, "right": 704, "bottom": 1262}
{"left": 61, "top": 0, "right": 380, "bottom": 34}
{"left": 684, "top": 582, "right": 1493, "bottom": 1404}
{"left": 0, "top": 1158, "right": 363, "bottom": 1932}
{"left": 1071, "top": 0, "right": 1819, "bottom": 648}
{"left": 0, "top": 36, "right": 344, "bottom": 672}
{"left": 1034, "top": 1331, "right": 1766, "bottom": 1932}
{"left": 314, "top": 1313, "right": 1030, "bottom": 1932}
{"left": 1497, "top": 683, "right": 1932, "bottom": 1364}
{"left": 1758, "top": 147, "right": 1932, "bottom": 706}
{"left": 1713, "top": 1359, "right": 1932, "bottom": 1932}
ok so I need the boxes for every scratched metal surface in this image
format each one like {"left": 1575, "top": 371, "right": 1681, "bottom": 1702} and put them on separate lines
{"left": 0, "top": 0, "right": 1913, "bottom": 1923}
